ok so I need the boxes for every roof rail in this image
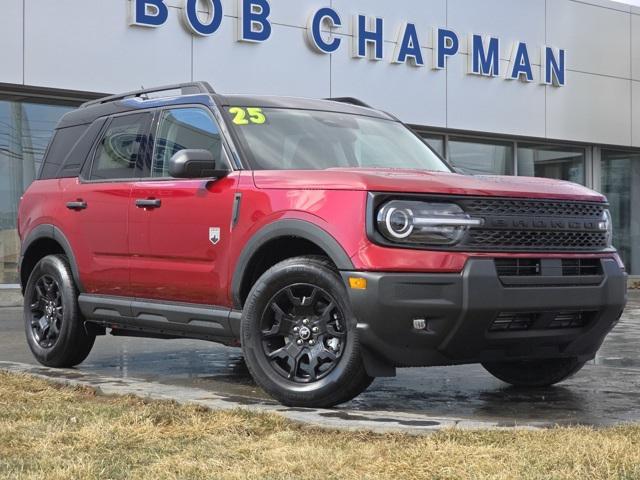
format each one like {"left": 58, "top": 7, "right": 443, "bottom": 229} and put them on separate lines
{"left": 80, "top": 82, "right": 216, "bottom": 109}
{"left": 325, "top": 97, "right": 373, "bottom": 109}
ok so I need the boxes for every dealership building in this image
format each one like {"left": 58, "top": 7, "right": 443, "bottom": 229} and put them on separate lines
{"left": 1, "top": 0, "right": 639, "bottom": 285}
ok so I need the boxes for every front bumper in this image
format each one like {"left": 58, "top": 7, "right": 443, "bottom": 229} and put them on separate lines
{"left": 342, "top": 258, "right": 627, "bottom": 369}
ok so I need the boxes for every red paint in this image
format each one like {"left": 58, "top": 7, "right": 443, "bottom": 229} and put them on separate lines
{"left": 19, "top": 167, "right": 619, "bottom": 308}
{"left": 253, "top": 168, "right": 606, "bottom": 202}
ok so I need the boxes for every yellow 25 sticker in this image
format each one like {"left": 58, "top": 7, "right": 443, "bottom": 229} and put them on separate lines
{"left": 229, "top": 107, "right": 266, "bottom": 125}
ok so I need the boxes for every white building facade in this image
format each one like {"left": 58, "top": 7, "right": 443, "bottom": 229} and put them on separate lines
{"left": 1, "top": 0, "right": 639, "bottom": 284}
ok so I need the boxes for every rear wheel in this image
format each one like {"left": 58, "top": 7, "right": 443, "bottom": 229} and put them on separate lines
{"left": 24, "top": 254, "right": 95, "bottom": 367}
{"left": 482, "top": 357, "right": 586, "bottom": 387}
{"left": 241, "top": 256, "right": 373, "bottom": 407}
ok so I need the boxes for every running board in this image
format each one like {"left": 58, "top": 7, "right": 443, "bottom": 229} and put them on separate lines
{"left": 78, "top": 294, "right": 242, "bottom": 344}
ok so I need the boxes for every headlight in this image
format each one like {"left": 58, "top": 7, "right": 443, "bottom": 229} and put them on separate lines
{"left": 600, "top": 209, "right": 613, "bottom": 247}
{"left": 376, "top": 200, "right": 483, "bottom": 246}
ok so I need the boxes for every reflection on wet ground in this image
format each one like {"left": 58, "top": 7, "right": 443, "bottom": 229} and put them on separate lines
{"left": 1, "top": 293, "right": 638, "bottom": 429}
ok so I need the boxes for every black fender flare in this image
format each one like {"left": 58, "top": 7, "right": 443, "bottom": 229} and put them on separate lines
{"left": 231, "top": 219, "right": 354, "bottom": 308}
{"left": 19, "top": 224, "right": 83, "bottom": 293}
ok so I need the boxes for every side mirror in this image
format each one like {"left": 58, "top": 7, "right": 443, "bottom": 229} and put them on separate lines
{"left": 168, "top": 149, "right": 229, "bottom": 179}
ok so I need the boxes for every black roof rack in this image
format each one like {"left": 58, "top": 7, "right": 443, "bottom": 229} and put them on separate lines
{"left": 325, "top": 97, "right": 373, "bottom": 109}
{"left": 80, "top": 81, "right": 215, "bottom": 109}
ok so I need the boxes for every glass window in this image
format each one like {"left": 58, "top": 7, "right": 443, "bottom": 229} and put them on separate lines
{"left": 228, "top": 108, "right": 450, "bottom": 172}
{"left": 421, "top": 133, "right": 445, "bottom": 158}
{"left": 39, "top": 124, "right": 90, "bottom": 180}
{"left": 518, "top": 144, "right": 585, "bottom": 184}
{"left": 601, "top": 150, "right": 640, "bottom": 274}
{"left": 0, "top": 98, "right": 76, "bottom": 284}
{"left": 152, "top": 108, "right": 224, "bottom": 177}
{"left": 448, "top": 137, "right": 514, "bottom": 175}
{"left": 90, "top": 113, "right": 150, "bottom": 181}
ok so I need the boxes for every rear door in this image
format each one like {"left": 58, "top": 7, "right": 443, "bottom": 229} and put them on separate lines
{"left": 59, "top": 112, "right": 152, "bottom": 295}
{"left": 128, "top": 106, "right": 238, "bottom": 305}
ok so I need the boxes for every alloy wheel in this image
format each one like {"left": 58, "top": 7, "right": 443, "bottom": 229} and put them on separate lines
{"left": 28, "top": 274, "right": 63, "bottom": 349}
{"left": 260, "top": 283, "right": 346, "bottom": 383}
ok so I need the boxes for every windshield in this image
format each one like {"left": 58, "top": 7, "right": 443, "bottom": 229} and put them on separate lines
{"left": 226, "top": 107, "right": 451, "bottom": 172}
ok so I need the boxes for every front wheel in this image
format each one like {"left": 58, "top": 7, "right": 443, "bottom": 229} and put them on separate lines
{"left": 241, "top": 256, "right": 373, "bottom": 407}
{"left": 482, "top": 357, "right": 587, "bottom": 387}
{"left": 24, "top": 254, "right": 95, "bottom": 368}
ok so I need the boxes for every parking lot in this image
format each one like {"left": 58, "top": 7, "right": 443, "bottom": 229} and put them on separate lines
{"left": 1, "top": 290, "right": 638, "bottom": 433}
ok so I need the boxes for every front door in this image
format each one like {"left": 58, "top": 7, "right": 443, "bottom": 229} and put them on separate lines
{"left": 128, "top": 106, "right": 238, "bottom": 306}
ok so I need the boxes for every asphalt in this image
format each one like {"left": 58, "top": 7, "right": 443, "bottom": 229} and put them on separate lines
{"left": 1, "top": 290, "right": 639, "bottom": 433}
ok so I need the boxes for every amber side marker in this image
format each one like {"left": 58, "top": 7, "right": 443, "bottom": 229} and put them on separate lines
{"left": 348, "top": 277, "right": 367, "bottom": 290}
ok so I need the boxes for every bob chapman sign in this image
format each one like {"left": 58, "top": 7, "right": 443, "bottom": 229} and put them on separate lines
{"left": 131, "top": 0, "right": 567, "bottom": 87}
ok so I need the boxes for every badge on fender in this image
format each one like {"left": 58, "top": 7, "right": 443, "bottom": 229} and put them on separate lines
{"left": 209, "top": 227, "right": 221, "bottom": 245}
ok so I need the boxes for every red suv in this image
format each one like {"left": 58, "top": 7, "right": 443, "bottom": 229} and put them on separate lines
{"left": 18, "top": 82, "right": 627, "bottom": 407}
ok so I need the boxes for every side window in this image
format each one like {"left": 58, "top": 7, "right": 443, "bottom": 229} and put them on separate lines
{"left": 152, "top": 108, "right": 225, "bottom": 177}
{"left": 39, "top": 124, "right": 90, "bottom": 180}
{"left": 90, "top": 113, "right": 150, "bottom": 181}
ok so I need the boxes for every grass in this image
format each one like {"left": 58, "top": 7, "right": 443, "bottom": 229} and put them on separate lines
{"left": 0, "top": 372, "right": 639, "bottom": 480}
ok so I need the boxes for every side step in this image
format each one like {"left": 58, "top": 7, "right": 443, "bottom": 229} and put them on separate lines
{"left": 78, "top": 294, "right": 242, "bottom": 345}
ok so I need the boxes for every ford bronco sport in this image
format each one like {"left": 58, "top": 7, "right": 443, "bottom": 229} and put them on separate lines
{"left": 18, "top": 82, "right": 627, "bottom": 407}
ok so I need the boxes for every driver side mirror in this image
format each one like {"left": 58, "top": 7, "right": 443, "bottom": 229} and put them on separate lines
{"left": 168, "top": 149, "right": 229, "bottom": 179}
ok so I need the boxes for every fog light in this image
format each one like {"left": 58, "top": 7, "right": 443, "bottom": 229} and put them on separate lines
{"left": 348, "top": 277, "right": 367, "bottom": 290}
{"left": 413, "top": 318, "right": 427, "bottom": 330}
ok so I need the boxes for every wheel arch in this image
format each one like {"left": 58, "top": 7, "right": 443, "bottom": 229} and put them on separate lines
{"left": 20, "top": 224, "right": 83, "bottom": 294}
{"left": 231, "top": 219, "right": 354, "bottom": 309}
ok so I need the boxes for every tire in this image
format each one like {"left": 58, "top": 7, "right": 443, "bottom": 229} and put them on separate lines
{"left": 241, "top": 255, "right": 373, "bottom": 407}
{"left": 24, "top": 254, "right": 95, "bottom": 368}
{"left": 482, "top": 357, "right": 587, "bottom": 388}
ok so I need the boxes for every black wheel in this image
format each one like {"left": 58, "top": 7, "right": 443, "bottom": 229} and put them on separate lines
{"left": 24, "top": 254, "right": 95, "bottom": 368}
{"left": 241, "top": 256, "right": 373, "bottom": 407}
{"left": 482, "top": 357, "right": 587, "bottom": 387}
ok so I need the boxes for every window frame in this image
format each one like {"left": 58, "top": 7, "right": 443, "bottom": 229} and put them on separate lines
{"left": 446, "top": 135, "right": 515, "bottom": 176}
{"left": 81, "top": 110, "right": 154, "bottom": 184}
{"left": 416, "top": 128, "right": 599, "bottom": 188}
{"left": 138, "top": 104, "right": 234, "bottom": 181}
{"left": 515, "top": 142, "right": 588, "bottom": 185}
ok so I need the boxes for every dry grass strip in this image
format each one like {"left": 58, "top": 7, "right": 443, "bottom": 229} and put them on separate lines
{"left": 0, "top": 371, "right": 639, "bottom": 479}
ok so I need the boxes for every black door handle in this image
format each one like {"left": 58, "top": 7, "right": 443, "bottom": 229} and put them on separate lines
{"left": 135, "top": 198, "right": 162, "bottom": 209}
{"left": 66, "top": 201, "right": 87, "bottom": 210}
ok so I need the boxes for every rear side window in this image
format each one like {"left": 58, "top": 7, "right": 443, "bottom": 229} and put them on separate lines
{"left": 90, "top": 113, "right": 150, "bottom": 181}
{"left": 57, "top": 119, "right": 106, "bottom": 178}
{"left": 152, "top": 108, "right": 224, "bottom": 177}
{"left": 39, "top": 124, "right": 90, "bottom": 180}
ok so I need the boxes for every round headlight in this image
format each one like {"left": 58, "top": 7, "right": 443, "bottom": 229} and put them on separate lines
{"left": 384, "top": 207, "right": 414, "bottom": 239}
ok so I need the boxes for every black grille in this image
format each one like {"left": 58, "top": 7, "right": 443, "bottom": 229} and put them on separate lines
{"left": 461, "top": 198, "right": 605, "bottom": 218}
{"left": 455, "top": 197, "right": 609, "bottom": 252}
{"left": 561, "top": 258, "right": 603, "bottom": 276}
{"left": 548, "top": 311, "right": 594, "bottom": 329}
{"left": 495, "top": 258, "right": 540, "bottom": 276}
{"left": 489, "top": 312, "right": 538, "bottom": 332}
{"left": 467, "top": 230, "right": 608, "bottom": 251}
{"left": 495, "top": 258, "right": 603, "bottom": 277}
{"left": 489, "top": 310, "right": 594, "bottom": 332}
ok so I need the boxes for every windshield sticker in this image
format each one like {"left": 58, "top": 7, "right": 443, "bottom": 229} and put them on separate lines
{"left": 229, "top": 107, "right": 266, "bottom": 125}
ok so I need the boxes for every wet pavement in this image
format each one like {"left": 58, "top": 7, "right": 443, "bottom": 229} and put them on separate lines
{"left": 1, "top": 291, "right": 639, "bottom": 433}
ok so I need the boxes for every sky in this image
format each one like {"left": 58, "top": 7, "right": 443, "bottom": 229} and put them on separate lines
{"left": 616, "top": 0, "right": 640, "bottom": 6}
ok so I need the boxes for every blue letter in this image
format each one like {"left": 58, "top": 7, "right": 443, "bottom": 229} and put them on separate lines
{"left": 508, "top": 42, "right": 534, "bottom": 82}
{"left": 130, "top": 0, "right": 168, "bottom": 27}
{"left": 433, "top": 28, "right": 459, "bottom": 69}
{"left": 306, "top": 8, "right": 342, "bottom": 54}
{"left": 238, "top": 0, "right": 271, "bottom": 43}
{"left": 543, "top": 46, "right": 566, "bottom": 87}
{"left": 393, "top": 23, "right": 424, "bottom": 66}
{"left": 352, "top": 15, "right": 384, "bottom": 60}
{"left": 183, "top": 0, "right": 223, "bottom": 36}
{"left": 469, "top": 35, "right": 500, "bottom": 76}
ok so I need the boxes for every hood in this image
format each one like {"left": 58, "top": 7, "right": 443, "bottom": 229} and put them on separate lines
{"left": 253, "top": 168, "right": 605, "bottom": 202}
